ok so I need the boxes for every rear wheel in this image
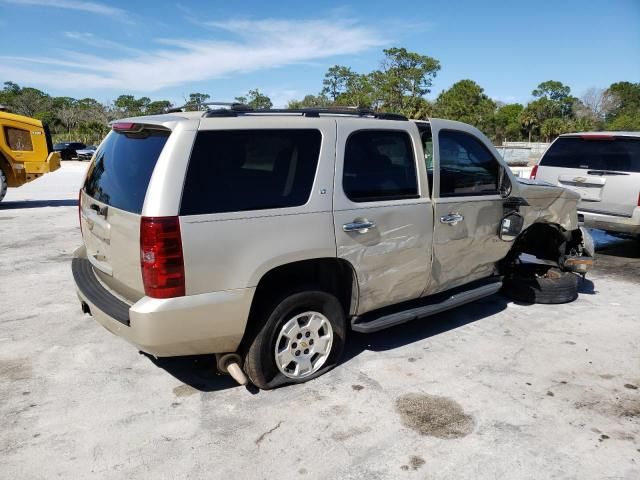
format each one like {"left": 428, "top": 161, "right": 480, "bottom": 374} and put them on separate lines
{"left": 502, "top": 265, "right": 578, "bottom": 304}
{"left": 0, "top": 168, "right": 7, "bottom": 202}
{"left": 243, "top": 290, "right": 346, "bottom": 389}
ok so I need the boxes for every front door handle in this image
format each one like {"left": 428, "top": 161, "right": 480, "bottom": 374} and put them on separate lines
{"left": 440, "top": 213, "right": 464, "bottom": 226}
{"left": 343, "top": 219, "right": 377, "bottom": 233}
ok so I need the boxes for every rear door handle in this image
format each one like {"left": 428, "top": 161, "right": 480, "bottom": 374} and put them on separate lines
{"left": 343, "top": 220, "right": 376, "bottom": 233}
{"left": 440, "top": 213, "right": 464, "bottom": 225}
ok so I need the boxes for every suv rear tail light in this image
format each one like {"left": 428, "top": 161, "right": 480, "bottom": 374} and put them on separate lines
{"left": 530, "top": 165, "right": 538, "bottom": 179}
{"left": 140, "top": 216, "right": 185, "bottom": 298}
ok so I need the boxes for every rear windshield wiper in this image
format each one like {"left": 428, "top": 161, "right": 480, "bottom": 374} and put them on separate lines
{"left": 586, "top": 170, "right": 630, "bottom": 176}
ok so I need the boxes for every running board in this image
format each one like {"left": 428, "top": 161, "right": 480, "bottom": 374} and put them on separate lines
{"left": 351, "top": 278, "right": 503, "bottom": 333}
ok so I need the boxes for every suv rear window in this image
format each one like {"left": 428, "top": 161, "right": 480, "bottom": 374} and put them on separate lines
{"left": 540, "top": 136, "right": 640, "bottom": 172}
{"left": 83, "top": 129, "right": 170, "bottom": 214}
{"left": 180, "top": 129, "right": 321, "bottom": 216}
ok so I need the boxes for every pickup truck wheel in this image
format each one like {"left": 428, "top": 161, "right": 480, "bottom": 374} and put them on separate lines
{"left": 243, "top": 290, "right": 346, "bottom": 390}
{"left": 0, "top": 168, "right": 7, "bottom": 202}
{"left": 502, "top": 265, "right": 578, "bottom": 304}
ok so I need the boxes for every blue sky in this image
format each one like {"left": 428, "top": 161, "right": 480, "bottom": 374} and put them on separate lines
{"left": 0, "top": 0, "right": 638, "bottom": 107}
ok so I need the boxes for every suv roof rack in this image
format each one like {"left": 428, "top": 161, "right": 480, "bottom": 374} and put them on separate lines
{"left": 208, "top": 104, "right": 407, "bottom": 121}
{"left": 164, "top": 102, "right": 407, "bottom": 121}
{"left": 164, "top": 102, "right": 249, "bottom": 114}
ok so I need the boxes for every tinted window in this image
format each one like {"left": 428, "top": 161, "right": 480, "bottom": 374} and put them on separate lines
{"left": 540, "top": 137, "right": 640, "bottom": 172}
{"left": 5, "top": 127, "right": 33, "bottom": 151}
{"left": 438, "top": 130, "right": 499, "bottom": 197}
{"left": 420, "top": 127, "right": 434, "bottom": 195}
{"left": 84, "top": 130, "right": 169, "bottom": 214}
{"left": 343, "top": 130, "right": 418, "bottom": 202}
{"left": 180, "top": 129, "right": 321, "bottom": 216}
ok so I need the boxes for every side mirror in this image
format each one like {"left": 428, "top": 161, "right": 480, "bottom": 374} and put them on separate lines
{"left": 498, "top": 167, "right": 512, "bottom": 198}
{"left": 499, "top": 212, "right": 524, "bottom": 242}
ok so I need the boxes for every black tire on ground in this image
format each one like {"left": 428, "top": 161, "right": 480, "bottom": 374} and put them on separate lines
{"left": 243, "top": 290, "right": 347, "bottom": 390}
{"left": 502, "top": 265, "right": 579, "bottom": 304}
{"left": 0, "top": 168, "right": 7, "bottom": 202}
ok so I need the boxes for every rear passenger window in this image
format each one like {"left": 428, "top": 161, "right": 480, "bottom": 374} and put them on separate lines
{"left": 180, "top": 130, "right": 321, "bottom": 216}
{"left": 438, "top": 130, "right": 500, "bottom": 197}
{"left": 5, "top": 127, "right": 33, "bottom": 151}
{"left": 343, "top": 130, "right": 418, "bottom": 202}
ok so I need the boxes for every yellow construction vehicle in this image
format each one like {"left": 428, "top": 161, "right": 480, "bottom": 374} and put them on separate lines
{"left": 0, "top": 107, "right": 61, "bottom": 202}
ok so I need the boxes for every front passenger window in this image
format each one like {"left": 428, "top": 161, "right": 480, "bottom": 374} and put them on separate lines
{"left": 438, "top": 130, "right": 500, "bottom": 197}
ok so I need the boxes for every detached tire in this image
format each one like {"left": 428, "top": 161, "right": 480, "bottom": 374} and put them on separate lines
{"left": 243, "top": 290, "right": 346, "bottom": 390}
{"left": 502, "top": 265, "right": 578, "bottom": 304}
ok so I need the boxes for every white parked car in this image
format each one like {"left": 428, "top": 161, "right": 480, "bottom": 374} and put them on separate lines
{"left": 533, "top": 132, "right": 640, "bottom": 238}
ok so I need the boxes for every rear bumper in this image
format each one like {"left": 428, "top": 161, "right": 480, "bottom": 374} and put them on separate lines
{"left": 580, "top": 207, "right": 640, "bottom": 235}
{"left": 72, "top": 251, "right": 255, "bottom": 357}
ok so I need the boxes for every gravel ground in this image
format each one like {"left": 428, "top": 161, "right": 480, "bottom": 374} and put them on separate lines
{"left": 1, "top": 162, "right": 639, "bottom": 479}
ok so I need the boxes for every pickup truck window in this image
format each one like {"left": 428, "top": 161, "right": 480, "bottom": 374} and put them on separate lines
{"left": 343, "top": 130, "right": 418, "bottom": 202}
{"left": 438, "top": 130, "right": 499, "bottom": 197}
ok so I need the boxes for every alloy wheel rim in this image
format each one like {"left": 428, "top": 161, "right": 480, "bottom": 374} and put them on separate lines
{"left": 274, "top": 311, "right": 334, "bottom": 379}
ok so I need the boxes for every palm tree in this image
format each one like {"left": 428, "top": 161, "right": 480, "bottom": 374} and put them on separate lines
{"left": 519, "top": 109, "right": 538, "bottom": 142}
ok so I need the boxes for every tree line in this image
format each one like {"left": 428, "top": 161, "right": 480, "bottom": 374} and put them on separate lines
{"left": 1, "top": 47, "right": 638, "bottom": 145}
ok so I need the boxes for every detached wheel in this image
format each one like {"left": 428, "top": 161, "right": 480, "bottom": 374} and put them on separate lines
{"left": 502, "top": 265, "right": 578, "bottom": 304}
{"left": 243, "top": 290, "right": 346, "bottom": 390}
{"left": 0, "top": 168, "right": 7, "bottom": 202}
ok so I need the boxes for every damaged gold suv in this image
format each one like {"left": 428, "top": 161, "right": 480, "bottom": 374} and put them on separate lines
{"left": 72, "top": 104, "right": 594, "bottom": 389}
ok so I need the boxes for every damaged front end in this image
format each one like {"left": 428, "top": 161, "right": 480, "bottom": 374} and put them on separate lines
{"left": 560, "top": 226, "right": 595, "bottom": 274}
{"left": 501, "top": 223, "right": 595, "bottom": 276}
{"left": 501, "top": 179, "right": 596, "bottom": 276}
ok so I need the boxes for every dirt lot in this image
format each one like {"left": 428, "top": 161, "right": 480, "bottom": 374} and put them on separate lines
{"left": 1, "top": 162, "right": 639, "bottom": 479}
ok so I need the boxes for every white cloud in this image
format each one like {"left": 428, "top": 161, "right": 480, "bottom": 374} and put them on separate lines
{"left": 0, "top": 0, "right": 128, "bottom": 19}
{"left": 1, "top": 18, "right": 386, "bottom": 92}
{"left": 63, "top": 32, "right": 145, "bottom": 55}
{"left": 265, "top": 89, "right": 305, "bottom": 108}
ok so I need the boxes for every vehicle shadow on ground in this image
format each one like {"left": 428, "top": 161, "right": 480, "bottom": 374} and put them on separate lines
{"left": 147, "top": 293, "right": 513, "bottom": 393}
{"left": 144, "top": 353, "right": 240, "bottom": 392}
{"left": 0, "top": 199, "right": 78, "bottom": 209}
{"left": 342, "top": 293, "right": 510, "bottom": 363}
{"left": 577, "top": 277, "right": 596, "bottom": 295}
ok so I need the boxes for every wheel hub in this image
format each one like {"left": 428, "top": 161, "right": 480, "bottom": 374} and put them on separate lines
{"left": 274, "top": 311, "right": 333, "bottom": 379}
